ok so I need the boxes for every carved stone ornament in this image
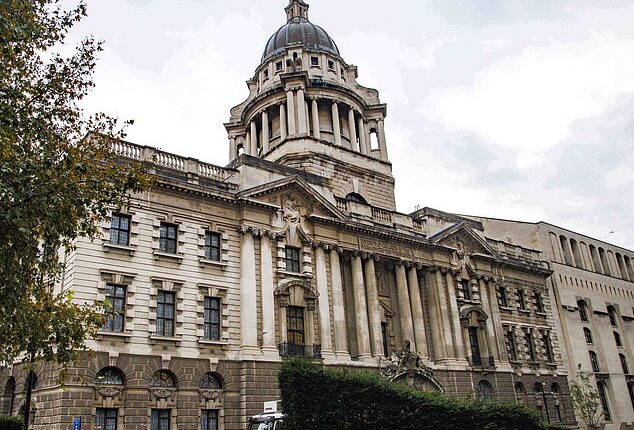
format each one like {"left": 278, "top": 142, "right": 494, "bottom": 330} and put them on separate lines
{"left": 381, "top": 341, "right": 443, "bottom": 393}
{"left": 450, "top": 241, "right": 476, "bottom": 277}
{"left": 274, "top": 196, "right": 311, "bottom": 244}
{"left": 150, "top": 387, "right": 177, "bottom": 400}
{"left": 200, "top": 389, "right": 223, "bottom": 403}
{"left": 96, "top": 386, "right": 122, "bottom": 399}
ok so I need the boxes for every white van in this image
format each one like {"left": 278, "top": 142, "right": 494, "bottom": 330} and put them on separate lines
{"left": 248, "top": 401, "right": 284, "bottom": 430}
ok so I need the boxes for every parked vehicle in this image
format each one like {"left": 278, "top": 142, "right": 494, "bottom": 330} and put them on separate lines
{"left": 248, "top": 401, "right": 284, "bottom": 430}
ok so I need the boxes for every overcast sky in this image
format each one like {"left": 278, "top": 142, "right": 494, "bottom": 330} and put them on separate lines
{"left": 66, "top": 0, "right": 634, "bottom": 250}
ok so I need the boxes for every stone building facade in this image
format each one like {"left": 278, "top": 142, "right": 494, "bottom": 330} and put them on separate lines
{"left": 1, "top": 1, "right": 576, "bottom": 429}
{"left": 473, "top": 218, "right": 634, "bottom": 429}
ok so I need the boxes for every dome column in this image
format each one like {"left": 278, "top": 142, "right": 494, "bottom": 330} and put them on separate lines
{"left": 261, "top": 109, "right": 269, "bottom": 153}
{"left": 348, "top": 107, "right": 358, "bottom": 152}
{"left": 286, "top": 88, "right": 296, "bottom": 136}
{"left": 229, "top": 137, "right": 236, "bottom": 160}
{"left": 358, "top": 117, "right": 368, "bottom": 155}
{"left": 332, "top": 101, "right": 341, "bottom": 146}
{"left": 311, "top": 98, "right": 321, "bottom": 140}
{"left": 297, "top": 88, "right": 308, "bottom": 134}
{"left": 279, "top": 103, "right": 287, "bottom": 141}
{"left": 377, "top": 118, "right": 388, "bottom": 161}
{"left": 244, "top": 129, "right": 251, "bottom": 155}
{"left": 250, "top": 120, "right": 258, "bottom": 156}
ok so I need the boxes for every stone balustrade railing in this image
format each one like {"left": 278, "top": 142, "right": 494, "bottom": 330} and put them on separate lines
{"left": 486, "top": 238, "right": 543, "bottom": 264}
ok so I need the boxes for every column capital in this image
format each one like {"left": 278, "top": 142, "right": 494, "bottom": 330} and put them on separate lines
{"left": 239, "top": 225, "right": 261, "bottom": 237}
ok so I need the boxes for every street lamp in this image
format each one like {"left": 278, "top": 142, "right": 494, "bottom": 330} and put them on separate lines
{"left": 541, "top": 381, "right": 550, "bottom": 424}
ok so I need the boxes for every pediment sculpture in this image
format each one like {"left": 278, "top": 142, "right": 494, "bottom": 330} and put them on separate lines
{"left": 382, "top": 341, "right": 443, "bottom": 393}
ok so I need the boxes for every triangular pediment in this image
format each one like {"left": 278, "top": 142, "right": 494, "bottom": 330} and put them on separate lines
{"left": 238, "top": 175, "right": 346, "bottom": 220}
{"left": 429, "top": 222, "right": 497, "bottom": 258}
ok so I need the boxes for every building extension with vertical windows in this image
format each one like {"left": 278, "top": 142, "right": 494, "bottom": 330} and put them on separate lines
{"left": 470, "top": 218, "right": 634, "bottom": 429}
{"left": 0, "top": 1, "right": 594, "bottom": 429}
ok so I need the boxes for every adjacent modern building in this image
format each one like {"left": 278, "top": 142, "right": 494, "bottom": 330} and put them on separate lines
{"left": 9, "top": 0, "right": 634, "bottom": 429}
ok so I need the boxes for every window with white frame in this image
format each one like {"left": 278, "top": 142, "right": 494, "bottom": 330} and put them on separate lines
{"left": 204, "top": 231, "right": 221, "bottom": 261}
{"left": 156, "top": 291, "right": 175, "bottom": 337}
{"left": 203, "top": 297, "right": 221, "bottom": 341}
{"left": 109, "top": 213, "right": 131, "bottom": 246}
{"left": 159, "top": 223, "right": 178, "bottom": 254}
{"left": 103, "top": 284, "right": 126, "bottom": 332}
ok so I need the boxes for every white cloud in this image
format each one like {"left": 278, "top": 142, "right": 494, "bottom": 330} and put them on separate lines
{"left": 605, "top": 165, "right": 634, "bottom": 190}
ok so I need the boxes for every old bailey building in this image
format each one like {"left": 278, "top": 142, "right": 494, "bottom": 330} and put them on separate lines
{"left": 3, "top": 1, "right": 634, "bottom": 429}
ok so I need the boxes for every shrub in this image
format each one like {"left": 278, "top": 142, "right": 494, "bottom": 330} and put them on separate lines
{"left": 279, "top": 359, "right": 550, "bottom": 430}
{"left": 0, "top": 415, "right": 24, "bottom": 430}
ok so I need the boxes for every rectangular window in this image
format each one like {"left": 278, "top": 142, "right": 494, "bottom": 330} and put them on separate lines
{"left": 535, "top": 292, "right": 544, "bottom": 313}
{"left": 204, "top": 231, "right": 221, "bottom": 261}
{"left": 159, "top": 223, "right": 178, "bottom": 254}
{"left": 614, "top": 332, "right": 622, "bottom": 347}
{"left": 327, "top": 60, "right": 335, "bottom": 70}
{"left": 460, "top": 280, "right": 471, "bottom": 300}
{"left": 284, "top": 246, "right": 301, "bottom": 273}
{"left": 468, "top": 327, "right": 481, "bottom": 365}
{"left": 201, "top": 410, "right": 218, "bottom": 430}
{"left": 597, "top": 382, "right": 611, "bottom": 421}
{"left": 109, "top": 213, "right": 131, "bottom": 246}
{"left": 381, "top": 322, "right": 389, "bottom": 357}
{"left": 203, "top": 297, "right": 221, "bottom": 341}
{"left": 310, "top": 56, "right": 319, "bottom": 67}
{"left": 517, "top": 289, "right": 526, "bottom": 310}
{"left": 103, "top": 284, "right": 126, "bottom": 332}
{"left": 262, "top": 69, "right": 269, "bottom": 81}
{"left": 584, "top": 327, "right": 593, "bottom": 344}
{"left": 590, "top": 351, "right": 600, "bottom": 372}
{"left": 526, "top": 330, "right": 536, "bottom": 362}
{"left": 275, "top": 61, "right": 283, "bottom": 72}
{"left": 156, "top": 291, "right": 175, "bottom": 337}
{"left": 620, "top": 354, "right": 629, "bottom": 374}
{"left": 498, "top": 287, "right": 508, "bottom": 307}
{"left": 543, "top": 333, "right": 554, "bottom": 362}
{"left": 151, "top": 409, "right": 170, "bottom": 430}
{"left": 287, "top": 306, "right": 305, "bottom": 346}
{"left": 96, "top": 408, "right": 117, "bottom": 430}
{"left": 506, "top": 331, "right": 517, "bottom": 361}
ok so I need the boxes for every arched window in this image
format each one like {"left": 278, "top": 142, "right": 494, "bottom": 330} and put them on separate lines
{"left": 534, "top": 382, "right": 543, "bottom": 393}
{"left": 583, "top": 327, "right": 593, "bottom": 344}
{"left": 514, "top": 381, "right": 525, "bottom": 394}
{"left": 150, "top": 370, "right": 176, "bottom": 388}
{"left": 577, "top": 300, "right": 588, "bottom": 322}
{"left": 589, "top": 351, "right": 600, "bottom": 373}
{"left": 476, "top": 380, "right": 493, "bottom": 402}
{"left": 345, "top": 192, "right": 367, "bottom": 205}
{"left": 551, "top": 382, "right": 560, "bottom": 394}
{"left": 96, "top": 367, "right": 125, "bottom": 385}
{"left": 596, "top": 381, "right": 611, "bottom": 421}
{"left": 200, "top": 372, "right": 222, "bottom": 389}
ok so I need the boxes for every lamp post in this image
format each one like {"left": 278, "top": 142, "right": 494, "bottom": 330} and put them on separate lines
{"left": 542, "top": 382, "right": 550, "bottom": 424}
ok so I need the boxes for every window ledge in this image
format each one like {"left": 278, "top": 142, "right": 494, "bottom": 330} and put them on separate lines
{"left": 149, "top": 335, "right": 182, "bottom": 344}
{"left": 509, "top": 359, "right": 523, "bottom": 366}
{"left": 199, "top": 258, "right": 228, "bottom": 269}
{"left": 153, "top": 251, "right": 184, "bottom": 262}
{"left": 277, "top": 269, "right": 312, "bottom": 279}
{"left": 198, "top": 339, "right": 229, "bottom": 346}
{"left": 499, "top": 306, "right": 513, "bottom": 312}
{"left": 102, "top": 242, "right": 136, "bottom": 256}
{"left": 96, "top": 331, "right": 132, "bottom": 341}
{"left": 535, "top": 311, "right": 547, "bottom": 317}
{"left": 518, "top": 309, "right": 531, "bottom": 315}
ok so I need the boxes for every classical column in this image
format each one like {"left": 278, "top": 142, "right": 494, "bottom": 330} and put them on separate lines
{"left": 330, "top": 248, "right": 349, "bottom": 359}
{"left": 316, "top": 247, "right": 334, "bottom": 360}
{"left": 261, "top": 110, "right": 270, "bottom": 154}
{"left": 435, "top": 269, "right": 453, "bottom": 358}
{"left": 479, "top": 278, "right": 503, "bottom": 361}
{"left": 332, "top": 101, "right": 342, "bottom": 146}
{"left": 244, "top": 131, "right": 250, "bottom": 155}
{"left": 311, "top": 99, "right": 321, "bottom": 140}
{"left": 279, "top": 103, "right": 287, "bottom": 141}
{"left": 297, "top": 88, "right": 307, "bottom": 134}
{"left": 377, "top": 118, "right": 388, "bottom": 161}
{"left": 351, "top": 254, "right": 372, "bottom": 360}
{"left": 250, "top": 120, "right": 258, "bottom": 156}
{"left": 286, "top": 89, "right": 296, "bottom": 135}
{"left": 348, "top": 107, "right": 358, "bottom": 151}
{"left": 239, "top": 229, "right": 259, "bottom": 356}
{"left": 395, "top": 263, "right": 415, "bottom": 351}
{"left": 358, "top": 117, "right": 368, "bottom": 155}
{"left": 229, "top": 137, "right": 236, "bottom": 160}
{"left": 407, "top": 265, "right": 428, "bottom": 358}
{"left": 364, "top": 256, "right": 383, "bottom": 357}
{"left": 427, "top": 269, "right": 446, "bottom": 359}
{"left": 446, "top": 273, "right": 465, "bottom": 360}
{"left": 260, "top": 233, "right": 277, "bottom": 356}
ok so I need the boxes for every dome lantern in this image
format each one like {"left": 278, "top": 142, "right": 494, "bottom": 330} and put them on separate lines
{"left": 285, "top": 0, "right": 309, "bottom": 21}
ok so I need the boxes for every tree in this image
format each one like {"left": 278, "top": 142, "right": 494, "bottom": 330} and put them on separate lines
{"left": 0, "top": 1, "right": 148, "bottom": 426}
{"left": 569, "top": 364, "right": 603, "bottom": 430}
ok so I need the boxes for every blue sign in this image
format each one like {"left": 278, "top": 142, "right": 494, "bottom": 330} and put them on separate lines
{"left": 73, "top": 417, "right": 81, "bottom": 430}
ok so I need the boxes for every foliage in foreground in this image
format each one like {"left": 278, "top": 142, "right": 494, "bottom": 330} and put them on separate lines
{"left": 569, "top": 364, "right": 603, "bottom": 429}
{"left": 0, "top": 415, "right": 24, "bottom": 430}
{"left": 279, "top": 359, "right": 562, "bottom": 430}
{"left": 0, "top": 0, "right": 148, "bottom": 369}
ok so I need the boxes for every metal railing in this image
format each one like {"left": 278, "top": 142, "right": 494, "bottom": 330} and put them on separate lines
{"left": 278, "top": 342, "right": 322, "bottom": 359}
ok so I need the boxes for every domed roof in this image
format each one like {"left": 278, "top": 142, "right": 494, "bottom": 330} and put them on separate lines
{"left": 261, "top": 1, "right": 340, "bottom": 63}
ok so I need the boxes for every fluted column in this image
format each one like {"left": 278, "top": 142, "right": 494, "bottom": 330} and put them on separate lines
{"left": 446, "top": 273, "right": 465, "bottom": 360}
{"left": 364, "top": 256, "right": 383, "bottom": 357}
{"left": 407, "top": 265, "right": 428, "bottom": 358}
{"left": 260, "top": 233, "right": 277, "bottom": 356}
{"left": 311, "top": 99, "right": 321, "bottom": 140}
{"left": 286, "top": 90, "right": 296, "bottom": 135}
{"left": 316, "top": 247, "right": 335, "bottom": 360}
{"left": 348, "top": 107, "right": 358, "bottom": 151}
{"left": 427, "top": 269, "right": 446, "bottom": 359}
{"left": 239, "top": 229, "right": 259, "bottom": 357}
{"left": 435, "top": 269, "right": 453, "bottom": 358}
{"left": 297, "top": 88, "right": 307, "bottom": 134}
{"left": 332, "top": 101, "right": 341, "bottom": 146}
{"left": 229, "top": 137, "right": 236, "bottom": 160}
{"left": 261, "top": 110, "right": 270, "bottom": 154}
{"left": 351, "top": 254, "right": 372, "bottom": 361}
{"left": 395, "top": 263, "right": 415, "bottom": 351}
{"left": 377, "top": 118, "right": 388, "bottom": 160}
{"left": 279, "top": 103, "right": 287, "bottom": 141}
{"left": 330, "top": 248, "right": 349, "bottom": 360}
{"left": 250, "top": 120, "right": 258, "bottom": 156}
{"left": 479, "top": 278, "right": 503, "bottom": 361}
{"left": 358, "top": 117, "right": 368, "bottom": 155}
